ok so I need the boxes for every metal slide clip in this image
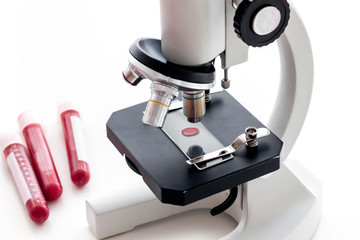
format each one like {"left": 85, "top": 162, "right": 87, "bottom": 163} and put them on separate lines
{"left": 186, "top": 127, "right": 270, "bottom": 165}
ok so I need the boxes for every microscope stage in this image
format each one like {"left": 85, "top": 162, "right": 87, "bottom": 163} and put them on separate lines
{"left": 107, "top": 90, "right": 282, "bottom": 206}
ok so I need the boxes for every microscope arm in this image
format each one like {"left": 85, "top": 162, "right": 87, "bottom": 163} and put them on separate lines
{"left": 219, "top": 6, "right": 320, "bottom": 240}
{"left": 268, "top": 3, "right": 314, "bottom": 160}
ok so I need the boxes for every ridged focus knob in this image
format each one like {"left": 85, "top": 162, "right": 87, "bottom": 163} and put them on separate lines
{"left": 233, "top": 0, "right": 290, "bottom": 47}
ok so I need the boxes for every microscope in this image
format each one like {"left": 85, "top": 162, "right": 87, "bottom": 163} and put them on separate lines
{"left": 86, "top": 0, "right": 322, "bottom": 239}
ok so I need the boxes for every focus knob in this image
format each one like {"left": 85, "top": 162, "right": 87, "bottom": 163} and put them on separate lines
{"left": 233, "top": 0, "right": 290, "bottom": 47}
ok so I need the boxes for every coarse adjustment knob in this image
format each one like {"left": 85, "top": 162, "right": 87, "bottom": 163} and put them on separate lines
{"left": 233, "top": 0, "right": 290, "bottom": 47}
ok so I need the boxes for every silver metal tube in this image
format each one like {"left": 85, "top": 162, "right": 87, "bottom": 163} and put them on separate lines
{"left": 142, "top": 82, "right": 179, "bottom": 128}
{"left": 182, "top": 91, "right": 206, "bottom": 123}
{"left": 160, "top": 0, "right": 225, "bottom": 66}
{"left": 221, "top": 68, "right": 231, "bottom": 89}
{"left": 122, "top": 65, "right": 143, "bottom": 86}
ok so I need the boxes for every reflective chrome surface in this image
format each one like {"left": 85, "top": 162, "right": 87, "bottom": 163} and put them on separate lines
{"left": 245, "top": 126, "right": 258, "bottom": 147}
{"left": 126, "top": 54, "right": 215, "bottom": 127}
{"left": 221, "top": 68, "right": 230, "bottom": 89}
{"left": 182, "top": 91, "right": 206, "bottom": 123}
{"left": 142, "top": 82, "right": 179, "bottom": 128}
{"left": 186, "top": 127, "right": 270, "bottom": 165}
{"left": 122, "top": 65, "right": 143, "bottom": 86}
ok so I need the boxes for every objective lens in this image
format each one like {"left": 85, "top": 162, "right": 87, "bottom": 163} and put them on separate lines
{"left": 122, "top": 64, "right": 143, "bottom": 86}
{"left": 183, "top": 91, "right": 206, "bottom": 123}
{"left": 142, "top": 82, "right": 178, "bottom": 128}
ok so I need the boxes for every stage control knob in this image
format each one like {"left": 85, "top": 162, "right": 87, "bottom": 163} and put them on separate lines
{"left": 233, "top": 0, "right": 290, "bottom": 47}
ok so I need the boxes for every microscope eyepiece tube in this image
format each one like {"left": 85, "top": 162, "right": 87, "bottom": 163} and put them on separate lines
{"left": 142, "top": 82, "right": 179, "bottom": 128}
{"left": 183, "top": 91, "right": 206, "bottom": 123}
{"left": 160, "top": 0, "right": 225, "bottom": 66}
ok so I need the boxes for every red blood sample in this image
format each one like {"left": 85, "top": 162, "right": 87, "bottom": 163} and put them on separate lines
{"left": 18, "top": 111, "right": 63, "bottom": 201}
{"left": 58, "top": 100, "right": 90, "bottom": 187}
{"left": 182, "top": 127, "right": 200, "bottom": 136}
{"left": 0, "top": 130, "right": 49, "bottom": 223}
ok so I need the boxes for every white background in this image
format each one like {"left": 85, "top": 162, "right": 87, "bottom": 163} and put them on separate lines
{"left": 0, "top": 0, "right": 359, "bottom": 239}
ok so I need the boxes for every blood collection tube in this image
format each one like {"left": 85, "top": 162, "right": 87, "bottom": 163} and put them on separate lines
{"left": 18, "top": 111, "right": 63, "bottom": 201}
{"left": 0, "top": 130, "right": 49, "bottom": 223}
{"left": 58, "top": 100, "right": 90, "bottom": 187}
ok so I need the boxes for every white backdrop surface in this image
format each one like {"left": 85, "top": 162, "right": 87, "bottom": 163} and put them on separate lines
{"left": 0, "top": 0, "right": 359, "bottom": 239}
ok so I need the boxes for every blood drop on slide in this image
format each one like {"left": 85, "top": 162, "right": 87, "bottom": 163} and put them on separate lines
{"left": 182, "top": 127, "right": 199, "bottom": 137}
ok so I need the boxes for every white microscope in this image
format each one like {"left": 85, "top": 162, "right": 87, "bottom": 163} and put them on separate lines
{"left": 86, "top": 0, "right": 322, "bottom": 239}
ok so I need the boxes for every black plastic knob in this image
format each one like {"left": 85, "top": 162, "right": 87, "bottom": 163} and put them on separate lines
{"left": 187, "top": 145, "right": 205, "bottom": 159}
{"left": 233, "top": 0, "right": 290, "bottom": 47}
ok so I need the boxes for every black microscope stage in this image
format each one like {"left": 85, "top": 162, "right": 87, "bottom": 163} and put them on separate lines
{"left": 107, "top": 90, "right": 283, "bottom": 206}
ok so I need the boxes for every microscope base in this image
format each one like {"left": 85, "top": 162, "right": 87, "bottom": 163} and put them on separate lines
{"left": 86, "top": 160, "right": 321, "bottom": 239}
{"left": 222, "top": 160, "right": 322, "bottom": 240}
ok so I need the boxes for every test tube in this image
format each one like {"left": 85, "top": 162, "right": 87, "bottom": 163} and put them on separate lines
{"left": 58, "top": 100, "right": 90, "bottom": 187}
{"left": 18, "top": 111, "right": 63, "bottom": 201}
{"left": 0, "top": 130, "right": 49, "bottom": 223}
